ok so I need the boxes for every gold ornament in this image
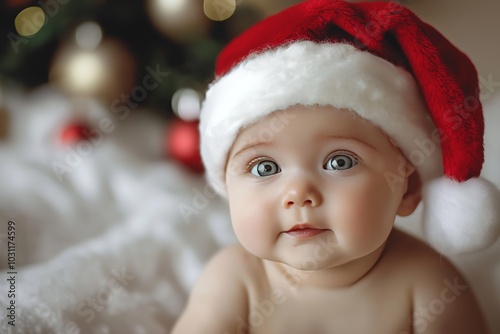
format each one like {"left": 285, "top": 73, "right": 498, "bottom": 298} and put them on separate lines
{"left": 50, "top": 37, "right": 136, "bottom": 105}
{"left": 146, "top": 0, "right": 210, "bottom": 42}
{"left": 203, "top": 0, "right": 236, "bottom": 21}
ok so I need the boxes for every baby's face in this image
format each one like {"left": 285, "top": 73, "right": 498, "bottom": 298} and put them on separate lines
{"left": 225, "top": 105, "right": 412, "bottom": 270}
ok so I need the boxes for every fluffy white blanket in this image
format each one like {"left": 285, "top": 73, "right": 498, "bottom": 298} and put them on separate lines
{"left": 0, "top": 86, "right": 498, "bottom": 333}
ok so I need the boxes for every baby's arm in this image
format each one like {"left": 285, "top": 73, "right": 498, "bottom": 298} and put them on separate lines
{"left": 412, "top": 256, "right": 489, "bottom": 334}
{"left": 171, "top": 245, "right": 248, "bottom": 334}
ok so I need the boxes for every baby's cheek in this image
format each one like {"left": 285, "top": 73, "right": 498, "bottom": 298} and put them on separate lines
{"left": 332, "top": 176, "right": 395, "bottom": 242}
{"left": 230, "top": 199, "right": 273, "bottom": 257}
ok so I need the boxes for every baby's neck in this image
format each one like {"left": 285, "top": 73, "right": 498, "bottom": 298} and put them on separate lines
{"left": 264, "top": 243, "right": 387, "bottom": 290}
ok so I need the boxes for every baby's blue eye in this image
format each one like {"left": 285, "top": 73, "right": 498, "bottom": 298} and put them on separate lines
{"left": 250, "top": 160, "right": 281, "bottom": 177}
{"left": 324, "top": 154, "right": 358, "bottom": 171}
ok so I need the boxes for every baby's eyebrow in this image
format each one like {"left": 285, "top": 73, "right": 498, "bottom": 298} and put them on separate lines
{"left": 317, "top": 134, "right": 379, "bottom": 152}
{"left": 231, "top": 141, "right": 268, "bottom": 159}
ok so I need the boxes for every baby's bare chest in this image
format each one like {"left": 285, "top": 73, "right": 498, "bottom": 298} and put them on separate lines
{"left": 245, "top": 283, "right": 412, "bottom": 334}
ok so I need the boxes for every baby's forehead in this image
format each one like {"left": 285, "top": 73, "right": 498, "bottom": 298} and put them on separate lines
{"left": 235, "top": 105, "right": 390, "bottom": 143}
{"left": 257, "top": 105, "right": 371, "bottom": 125}
{"left": 227, "top": 105, "right": 400, "bottom": 161}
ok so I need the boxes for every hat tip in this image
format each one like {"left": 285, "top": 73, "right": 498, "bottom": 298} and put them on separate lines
{"left": 423, "top": 176, "right": 500, "bottom": 255}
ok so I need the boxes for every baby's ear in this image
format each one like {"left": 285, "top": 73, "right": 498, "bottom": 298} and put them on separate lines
{"left": 397, "top": 166, "right": 422, "bottom": 217}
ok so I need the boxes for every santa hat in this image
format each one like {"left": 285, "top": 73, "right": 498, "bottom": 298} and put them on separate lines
{"left": 199, "top": 0, "right": 500, "bottom": 254}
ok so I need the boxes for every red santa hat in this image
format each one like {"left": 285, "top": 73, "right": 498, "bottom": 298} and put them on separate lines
{"left": 199, "top": 0, "right": 500, "bottom": 254}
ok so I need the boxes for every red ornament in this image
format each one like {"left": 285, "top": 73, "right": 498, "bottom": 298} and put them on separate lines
{"left": 6, "top": 0, "right": 32, "bottom": 7}
{"left": 59, "top": 123, "right": 90, "bottom": 144}
{"left": 167, "top": 119, "right": 203, "bottom": 173}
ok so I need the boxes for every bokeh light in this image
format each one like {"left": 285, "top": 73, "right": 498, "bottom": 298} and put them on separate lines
{"left": 203, "top": 0, "right": 236, "bottom": 21}
{"left": 172, "top": 88, "right": 201, "bottom": 121}
{"left": 75, "top": 22, "right": 103, "bottom": 50}
{"left": 146, "top": 0, "right": 209, "bottom": 42}
{"left": 14, "top": 6, "right": 46, "bottom": 37}
{"left": 155, "top": 0, "right": 186, "bottom": 14}
{"left": 63, "top": 52, "right": 105, "bottom": 94}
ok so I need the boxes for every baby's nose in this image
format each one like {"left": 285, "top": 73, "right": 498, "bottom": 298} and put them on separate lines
{"left": 281, "top": 178, "right": 322, "bottom": 208}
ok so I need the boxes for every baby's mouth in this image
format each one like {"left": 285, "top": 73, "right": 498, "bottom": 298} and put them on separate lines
{"left": 284, "top": 224, "right": 329, "bottom": 239}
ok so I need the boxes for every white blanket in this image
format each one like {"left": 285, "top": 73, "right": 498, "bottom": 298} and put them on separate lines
{"left": 0, "top": 86, "right": 498, "bottom": 333}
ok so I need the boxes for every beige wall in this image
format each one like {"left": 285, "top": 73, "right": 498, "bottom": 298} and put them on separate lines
{"left": 403, "top": 0, "right": 500, "bottom": 82}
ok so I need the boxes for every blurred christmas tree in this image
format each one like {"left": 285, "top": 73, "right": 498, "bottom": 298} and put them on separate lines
{"left": 0, "top": 0, "right": 299, "bottom": 117}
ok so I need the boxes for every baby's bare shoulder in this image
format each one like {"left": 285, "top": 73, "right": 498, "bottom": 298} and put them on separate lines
{"left": 171, "top": 244, "right": 262, "bottom": 334}
{"left": 186, "top": 244, "right": 251, "bottom": 301}
{"left": 206, "top": 244, "right": 267, "bottom": 285}
{"left": 381, "top": 228, "right": 451, "bottom": 272}
{"left": 371, "top": 228, "right": 469, "bottom": 292}
{"left": 381, "top": 232, "right": 488, "bottom": 333}
{"left": 214, "top": 243, "right": 265, "bottom": 271}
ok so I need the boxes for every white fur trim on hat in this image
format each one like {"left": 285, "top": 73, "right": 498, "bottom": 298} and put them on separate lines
{"left": 423, "top": 177, "right": 500, "bottom": 254}
{"left": 200, "top": 41, "right": 442, "bottom": 196}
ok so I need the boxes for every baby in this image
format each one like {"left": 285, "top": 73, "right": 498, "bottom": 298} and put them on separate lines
{"left": 172, "top": 0, "right": 500, "bottom": 333}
